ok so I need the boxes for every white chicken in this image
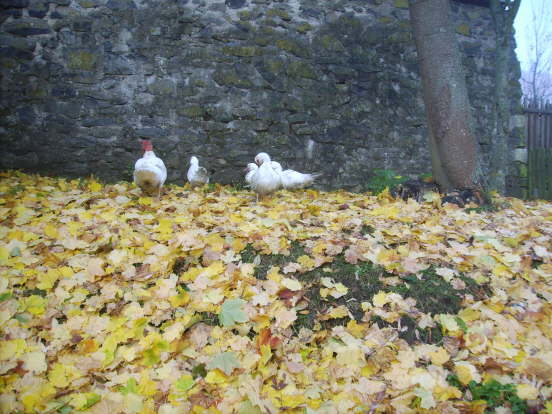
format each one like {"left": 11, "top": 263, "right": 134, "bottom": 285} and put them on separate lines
{"left": 266, "top": 158, "right": 320, "bottom": 190}
{"left": 244, "top": 162, "right": 258, "bottom": 186}
{"left": 250, "top": 152, "right": 282, "bottom": 200}
{"left": 187, "top": 156, "right": 210, "bottom": 188}
{"left": 133, "top": 140, "right": 167, "bottom": 199}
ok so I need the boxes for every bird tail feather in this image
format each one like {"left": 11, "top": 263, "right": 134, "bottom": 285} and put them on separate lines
{"left": 134, "top": 169, "right": 160, "bottom": 191}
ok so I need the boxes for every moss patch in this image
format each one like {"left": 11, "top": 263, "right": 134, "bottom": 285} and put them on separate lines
{"left": 68, "top": 50, "right": 98, "bottom": 71}
{"left": 241, "top": 244, "right": 490, "bottom": 344}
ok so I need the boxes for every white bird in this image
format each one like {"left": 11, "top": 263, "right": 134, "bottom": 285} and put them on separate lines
{"left": 187, "top": 156, "right": 210, "bottom": 188}
{"left": 244, "top": 162, "right": 258, "bottom": 186}
{"left": 268, "top": 160, "right": 320, "bottom": 190}
{"left": 250, "top": 152, "right": 282, "bottom": 200}
{"left": 133, "top": 140, "right": 167, "bottom": 199}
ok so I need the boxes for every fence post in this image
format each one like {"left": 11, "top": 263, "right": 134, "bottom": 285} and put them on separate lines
{"left": 523, "top": 100, "right": 552, "bottom": 201}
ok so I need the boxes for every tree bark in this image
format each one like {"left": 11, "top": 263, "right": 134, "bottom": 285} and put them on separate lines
{"left": 409, "top": 0, "right": 480, "bottom": 191}
{"left": 489, "top": 0, "right": 521, "bottom": 193}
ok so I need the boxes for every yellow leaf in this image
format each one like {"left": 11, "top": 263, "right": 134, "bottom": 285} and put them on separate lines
{"left": 157, "top": 218, "right": 173, "bottom": 236}
{"left": 0, "top": 247, "right": 8, "bottom": 264}
{"left": 37, "top": 269, "right": 60, "bottom": 290}
{"left": 205, "top": 369, "right": 228, "bottom": 384}
{"left": 139, "top": 197, "right": 152, "bottom": 205}
{"left": 347, "top": 320, "right": 366, "bottom": 338}
{"left": 168, "top": 291, "right": 190, "bottom": 307}
{"left": 368, "top": 205, "right": 399, "bottom": 219}
{"left": 516, "top": 383, "right": 538, "bottom": 400}
{"left": 434, "top": 385, "right": 462, "bottom": 401}
{"left": 21, "top": 351, "right": 47, "bottom": 373}
{"left": 282, "top": 278, "right": 302, "bottom": 291}
{"left": 325, "top": 305, "right": 349, "bottom": 319}
{"left": 88, "top": 180, "right": 102, "bottom": 192}
{"left": 458, "top": 308, "right": 480, "bottom": 322}
{"left": 139, "top": 370, "right": 159, "bottom": 397}
{"left": 297, "top": 255, "right": 315, "bottom": 270}
{"left": 373, "top": 291, "right": 390, "bottom": 307}
{"left": 429, "top": 347, "right": 450, "bottom": 366}
{"left": 21, "top": 383, "right": 56, "bottom": 413}
{"left": 454, "top": 362, "right": 481, "bottom": 385}
{"left": 44, "top": 223, "right": 59, "bottom": 239}
{"left": 0, "top": 339, "right": 26, "bottom": 360}
{"left": 280, "top": 393, "right": 306, "bottom": 408}
{"left": 336, "top": 346, "right": 365, "bottom": 366}
{"left": 438, "top": 314, "right": 460, "bottom": 333}
{"left": 259, "top": 344, "right": 272, "bottom": 367}
{"left": 205, "top": 233, "right": 225, "bottom": 252}
{"left": 49, "top": 363, "right": 70, "bottom": 388}
{"left": 21, "top": 295, "right": 47, "bottom": 315}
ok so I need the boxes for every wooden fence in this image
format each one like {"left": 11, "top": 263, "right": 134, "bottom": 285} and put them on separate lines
{"left": 524, "top": 100, "right": 552, "bottom": 200}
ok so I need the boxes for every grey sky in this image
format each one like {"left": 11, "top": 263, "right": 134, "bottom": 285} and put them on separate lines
{"left": 514, "top": 0, "right": 552, "bottom": 73}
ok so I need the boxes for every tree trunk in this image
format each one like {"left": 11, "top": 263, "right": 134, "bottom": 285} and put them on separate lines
{"left": 489, "top": 0, "right": 521, "bottom": 194}
{"left": 409, "top": 0, "right": 480, "bottom": 191}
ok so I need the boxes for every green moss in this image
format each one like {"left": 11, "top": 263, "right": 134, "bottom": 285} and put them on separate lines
{"left": 254, "top": 36, "right": 272, "bottom": 46}
{"left": 213, "top": 68, "right": 253, "bottom": 88}
{"left": 275, "top": 39, "right": 309, "bottom": 58}
{"left": 394, "top": 0, "right": 409, "bottom": 8}
{"left": 240, "top": 241, "right": 306, "bottom": 280}
{"left": 68, "top": 50, "right": 97, "bottom": 71}
{"left": 238, "top": 10, "right": 252, "bottom": 20}
{"left": 240, "top": 241, "right": 490, "bottom": 343}
{"left": 262, "top": 18, "right": 278, "bottom": 27}
{"left": 456, "top": 24, "right": 471, "bottom": 36}
{"left": 180, "top": 105, "right": 204, "bottom": 118}
{"left": 222, "top": 46, "right": 259, "bottom": 57}
{"left": 378, "top": 16, "right": 393, "bottom": 24}
{"left": 266, "top": 58, "right": 284, "bottom": 74}
{"left": 320, "top": 35, "right": 345, "bottom": 52}
{"left": 296, "top": 22, "right": 312, "bottom": 34}
{"left": 78, "top": 0, "right": 98, "bottom": 7}
{"left": 266, "top": 8, "right": 292, "bottom": 21}
{"left": 389, "top": 31, "right": 411, "bottom": 43}
{"left": 287, "top": 61, "right": 317, "bottom": 79}
{"left": 1, "top": 59, "right": 17, "bottom": 69}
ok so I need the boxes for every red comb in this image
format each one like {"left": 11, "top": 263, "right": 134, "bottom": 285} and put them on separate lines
{"left": 141, "top": 140, "right": 153, "bottom": 151}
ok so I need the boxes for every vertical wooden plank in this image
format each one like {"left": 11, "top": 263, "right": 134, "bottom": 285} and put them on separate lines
{"left": 535, "top": 149, "right": 540, "bottom": 199}
{"left": 537, "top": 150, "right": 546, "bottom": 199}
{"left": 544, "top": 149, "right": 548, "bottom": 199}
{"left": 548, "top": 113, "right": 552, "bottom": 148}
{"left": 528, "top": 113, "right": 533, "bottom": 148}
{"left": 529, "top": 149, "right": 533, "bottom": 199}
{"left": 547, "top": 149, "right": 552, "bottom": 200}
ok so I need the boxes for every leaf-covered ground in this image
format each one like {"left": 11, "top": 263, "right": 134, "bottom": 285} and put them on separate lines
{"left": 0, "top": 170, "right": 551, "bottom": 413}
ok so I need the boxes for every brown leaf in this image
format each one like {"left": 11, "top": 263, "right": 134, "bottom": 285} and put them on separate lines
{"left": 189, "top": 392, "right": 217, "bottom": 408}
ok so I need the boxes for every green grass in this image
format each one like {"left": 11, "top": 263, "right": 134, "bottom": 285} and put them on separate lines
{"left": 446, "top": 376, "right": 529, "bottom": 413}
{"left": 239, "top": 244, "right": 491, "bottom": 344}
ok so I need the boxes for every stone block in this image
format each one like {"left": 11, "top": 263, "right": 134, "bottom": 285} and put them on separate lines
{"left": 222, "top": 45, "right": 258, "bottom": 57}
{"left": 68, "top": 50, "right": 98, "bottom": 71}
{"left": 225, "top": 0, "right": 246, "bottom": 9}
{"left": 0, "top": 0, "right": 29, "bottom": 8}
{"left": 147, "top": 79, "right": 177, "bottom": 96}
{"left": 512, "top": 148, "right": 527, "bottom": 163}
{"left": 28, "top": 0, "right": 48, "bottom": 18}
{"left": 456, "top": 24, "right": 470, "bottom": 36}
{"left": 4, "top": 18, "right": 51, "bottom": 36}
{"left": 275, "top": 38, "right": 311, "bottom": 58}
{"left": 287, "top": 61, "right": 317, "bottom": 79}
{"left": 106, "top": 0, "right": 136, "bottom": 10}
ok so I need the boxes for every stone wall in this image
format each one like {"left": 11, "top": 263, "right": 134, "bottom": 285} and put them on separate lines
{"left": 0, "top": 0, "right": 523, "bottom": 192}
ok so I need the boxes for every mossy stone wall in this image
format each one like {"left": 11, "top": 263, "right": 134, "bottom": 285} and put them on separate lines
{"left": 0, "top": 0, "right": 522, "bottom": 191}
